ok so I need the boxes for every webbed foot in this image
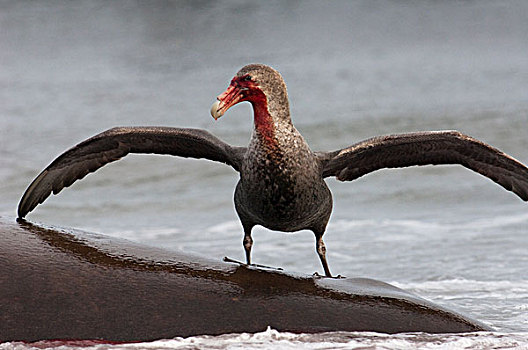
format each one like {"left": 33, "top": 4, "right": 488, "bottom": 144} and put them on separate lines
{"left": 312, "top": 271, "right": 345, "bottom": 279}
{"left": 223, "top": 256, "right": 283, "bottom": 271}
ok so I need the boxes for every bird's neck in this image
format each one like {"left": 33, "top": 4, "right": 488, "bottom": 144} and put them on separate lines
{"left": 252, "top": 103, "right": 276, "bottom": 147}
{"left": 251, "top": 93, "right": 291, "bottom": 149}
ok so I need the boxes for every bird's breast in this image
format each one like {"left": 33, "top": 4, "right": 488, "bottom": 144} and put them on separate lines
{"left": 236, "top": 143, "right": 331, "bottom": 231}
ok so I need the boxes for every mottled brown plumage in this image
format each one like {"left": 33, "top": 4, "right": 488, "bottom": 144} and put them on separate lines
{"left": 18, "top": 64, "right": 528, "bottom": 277}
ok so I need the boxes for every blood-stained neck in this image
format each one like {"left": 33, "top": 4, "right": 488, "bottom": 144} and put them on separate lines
{"left": 250, "top": 91, "right": 277, "bottom": 148}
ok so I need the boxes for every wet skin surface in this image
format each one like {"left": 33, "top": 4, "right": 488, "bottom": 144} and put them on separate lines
{"left": 0, "top": 217, "right": 489, "bottom": 342}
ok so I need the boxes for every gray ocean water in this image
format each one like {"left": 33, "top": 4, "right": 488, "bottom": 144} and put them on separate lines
{"left": 1, "top": 1, "right": 528, "bottom": 348}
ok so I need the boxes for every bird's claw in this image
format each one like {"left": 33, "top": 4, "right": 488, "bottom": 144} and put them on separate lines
{"left": 223, "top": 256, "right": 283, "bottom": 271}
{"left": 312, "top": 271, "right": 346, "bottom": 279}
{"left": 223, "top": 256, "right": 244, "bottom": 265}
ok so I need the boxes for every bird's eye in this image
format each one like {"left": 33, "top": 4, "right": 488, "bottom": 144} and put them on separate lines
{"left": 243, "top": 75, "right": 252, "bottom": 82}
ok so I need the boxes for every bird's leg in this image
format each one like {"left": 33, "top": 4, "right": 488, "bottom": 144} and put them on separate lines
{"left": 242, "top": 229, "right": 282, "bottom": 270}
{"left": 222, "top": 226, "right": 252, "bottom": 267}
{"left": 315, "top": 233, "right": 332, "bottom": 277}
{"left": 222, "top": 225, "right": 253, "bottom": 267}
{"left": 223, "top": 227, "right": 282, "bottom": 271}
{"left": 243, "top": 231, "right": 253, "bottom": 265}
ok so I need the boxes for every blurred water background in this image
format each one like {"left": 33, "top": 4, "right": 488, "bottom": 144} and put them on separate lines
{"left": 1, "top": 1, "right": 528, "bottom": 348}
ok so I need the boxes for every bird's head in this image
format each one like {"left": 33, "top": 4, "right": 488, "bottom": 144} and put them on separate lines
{"left": 211, "top": 64, "right": 290, "bottom": 122}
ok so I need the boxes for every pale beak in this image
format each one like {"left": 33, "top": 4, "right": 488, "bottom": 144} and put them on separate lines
{"left": 210, "top": 84, "right": 245, "bottom": 120}
{"left": 210, "top": 100, "right": 222, "bottom": 120}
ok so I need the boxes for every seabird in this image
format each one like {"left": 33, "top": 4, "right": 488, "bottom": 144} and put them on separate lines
{"left": 18, "top": 64, "right": 528, "bottom": 277}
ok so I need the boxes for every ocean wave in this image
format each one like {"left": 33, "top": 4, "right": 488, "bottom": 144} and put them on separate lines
{"left": 392, "top": 278, "right": 528, "bottom": 296}
{"left": 329, "top": 211, "right": 528, "bottom": 233}
{"left": 391, "top": 279, "right": 528, "bottom": 332}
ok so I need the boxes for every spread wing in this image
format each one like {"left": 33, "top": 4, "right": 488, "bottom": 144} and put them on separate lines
{"left": 18, "top": 126, "right": 247, "bottom": 218}
{"left": 317, "top": 130, "right": 528, "bottom": 201}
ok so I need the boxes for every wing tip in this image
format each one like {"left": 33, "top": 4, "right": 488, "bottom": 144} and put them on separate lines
{"left": 17, "top": 195, "right": 37, "bottom": 219}
{"left": 17, "top": 199, "right": 27, "bottom": 218}
{"left": 17, "top": 170, "right": 50, "bottom": 219}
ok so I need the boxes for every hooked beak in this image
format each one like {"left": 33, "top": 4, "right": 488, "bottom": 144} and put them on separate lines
{"left": 210, "top": 84, "right": 246, "bottom": 120}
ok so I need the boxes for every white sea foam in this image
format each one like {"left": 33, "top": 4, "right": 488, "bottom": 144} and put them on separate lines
{"left": 4, "top": 328, "right": 528, "bottom": 350}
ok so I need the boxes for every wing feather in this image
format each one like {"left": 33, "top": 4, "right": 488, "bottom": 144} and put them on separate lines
{"left": 318, "top": 130, "right": 528, "bottom": 201}
{"left": 18, "top": 126, "right": 246, "bottom": 218}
